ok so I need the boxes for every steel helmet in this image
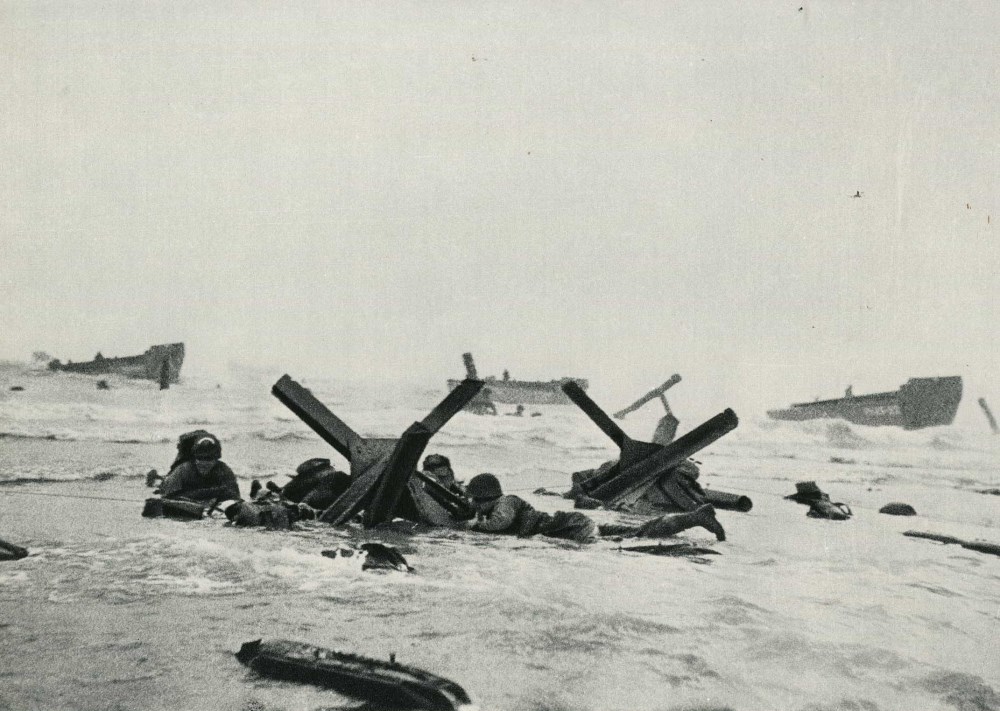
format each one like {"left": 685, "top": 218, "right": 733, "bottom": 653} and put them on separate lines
{"left": 296, "top": 458, "right": 333, "bottom": 477}
{"left": 422, "top": 453, "right": 451, "bottom": 471}
{"left": 191, "top": 436, "right": 221, "bottom": 460}
{"left": 466, "top": 473, "right": 502, "bottom": 500}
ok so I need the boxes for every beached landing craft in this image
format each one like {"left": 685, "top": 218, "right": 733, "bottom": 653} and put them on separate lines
{"left": 767, "top": 376, "right": 962, "bottom": 430}
{"left": 446, "top": 352, "right": 587, "bottom": 405}
{"left": 46, "top": 343, "right": 185, "bottom": 385}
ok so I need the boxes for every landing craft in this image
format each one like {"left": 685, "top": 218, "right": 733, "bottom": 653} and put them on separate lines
{"left": 47, "top": 343, "right": 185, "bottom": 384}
{"left": 767, "top": 376, "right": 962, "bottom": 430}
{"left": 446, "top": 352, "right": 587, "bottom": 405}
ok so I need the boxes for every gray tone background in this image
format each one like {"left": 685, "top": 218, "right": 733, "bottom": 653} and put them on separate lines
{"left": 2, "top": 1, "right": 997, "bottom": 419}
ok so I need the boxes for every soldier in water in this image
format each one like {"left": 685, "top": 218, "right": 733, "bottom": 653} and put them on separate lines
{"left": 465, "top": 473, "right": 725, "bottom": 545}
{"left": 158, "top": 434, "right": 240, "bottom": 504}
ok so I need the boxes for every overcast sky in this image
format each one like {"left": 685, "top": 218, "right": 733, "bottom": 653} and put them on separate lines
{"left": 2, "top": 1, "right": 998, "bottom": 417}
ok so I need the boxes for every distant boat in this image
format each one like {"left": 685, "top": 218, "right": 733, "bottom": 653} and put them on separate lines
{"left": 447, "top": 352, "right": 587, "bottom": 405}
{"left": 47, "top": 343, "right": 185, "bottom": 384}
{"left": 767, "top": 376, "right": 962, "bottom": 430}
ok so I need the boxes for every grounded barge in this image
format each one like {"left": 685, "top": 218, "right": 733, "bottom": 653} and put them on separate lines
{"left": 767, "top": 376, "right": 962, "bottom": 430}
{"left": 48, "top": 343, "right": 185, "bottom": 384}
{"left": 447, "top": 352, "right": 587, "bottom": 405}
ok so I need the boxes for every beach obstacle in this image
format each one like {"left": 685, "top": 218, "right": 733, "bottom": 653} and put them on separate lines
{"left": 561, "top": 381, "right": 740, "bottom": 512}
{"left": 613, "top": 375, "right": 682, "bottom": 444}
{"left": 613, "top": 374, "right": 681, "bottom": 419}
{"left": 978, "top": 397, "right": 999, "bottom": 434}
{"left": 271, "top": 375, "right": 482, "bottom": 528}
{"left": 0, "top": 537, "right": 28, "bottom": 561}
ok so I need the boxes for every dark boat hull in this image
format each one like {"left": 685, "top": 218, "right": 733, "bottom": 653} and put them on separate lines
{"left": 767, "top": 376, "right": 962, "bottom": 430}
{"left": 237, "top": 639, "right": 471, "bottom": 711}
{"left": 446, "top": 377, "right": 588, "bottom": 405}
{"left": 49, "top": 343, "right": 185, "bottom": 384}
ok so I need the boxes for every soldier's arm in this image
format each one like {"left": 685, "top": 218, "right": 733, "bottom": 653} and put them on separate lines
{"left": 158, "top": 464, "right": 191, "bottom": 498}
{"left": 471, "top": 496, "right": 521, "bottom": 533}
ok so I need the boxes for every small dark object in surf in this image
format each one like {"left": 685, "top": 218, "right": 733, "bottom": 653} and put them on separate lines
{"left": 829, "top": 456, "right": 856, "bottom": 465}
{"left": 532, "top": 487, "right": 562, "bottom": 497}
{"left": 785, "top": 481, "right": 852, "bottom": 520}
{"left": 703, "top": 488, "right": 753, "bottom": 512}
{"left": 141, "top": 498, "right": 205, "bottom": 520}
{"left": 904, "top": 530, "right": 1000, "bottom": 558}
{"left": 880, "top": 502, "right": 917, "bottom": 516}
{"left": 96, "top": 380, "right": 110, "bottom": 390}
{"left": 976, "top": 488, "right": 1000, "bottom": 496}
{"left": 9, "top": 386, "right": 24, "bottom": 392}
{"left": 621, "top": 542, "right": 720, "bottom": 558}
{"left": 321, "top": 543, "right": 412, "bottom": 572}
{"left": 961, "top": 541, "right": 1000, "bottom": 557}
{"left": 903, "top": 531, "right": 964, "bottom": 545}
{"left": 573, "top": 494, "right": 602, "bottom": 510}
{"left": 0, "top": 537, "right": 29, "bottom": 561}
{"left": 236, "top": 639, "right": 471, "bottom": 711}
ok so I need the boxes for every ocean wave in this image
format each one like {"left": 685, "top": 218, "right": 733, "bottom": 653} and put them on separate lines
{"left": 0, "top": 429, "right": 172, "bottom": 444}
{"left": 250, "top": 429, "right": 316, "bottom": 442}
{"left": 0, "top": 465, "right": 153, "bottom": 485}
{"left": 0, "top": 431, "right": 63, "bottom": 441}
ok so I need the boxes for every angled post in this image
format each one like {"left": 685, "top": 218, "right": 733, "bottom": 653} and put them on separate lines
{"left": 562, "top": 380, "right": 738, "bottom": 511}
{"left": 612, "top": 375, "right": 682, "bottom": 419}
{"left": 272, "top": 374, "right": 483, "bottom": 528}
{"left": 271, "top": 375, "right": 363, "bottom": 461}
{"left": 590, "top": 409, "right": 739, "bottom": 501}
{"left": 561, "top": 381, "right": 629, "bottom": 449}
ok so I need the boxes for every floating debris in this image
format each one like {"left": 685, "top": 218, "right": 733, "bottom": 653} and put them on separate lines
{"left": 620, "top": 542, "right": 720, "bottom": 558}
{"left": 904, "top": 531, "right": 1000, "bottom": 558}
{"left": 829, "top": 456, "right": 857, "bottom": 465}
{"left": 702, "top": 489, "right": 753, "bottom": 512}
{"left": 236, "top": 639, "right": 473, "bottom": 711}
{"left": 141, "top": 498, "right": 204, "bottom": 520}
{"left": 784, "top": 482, "right": 852, "bottom": 520}
{"left": 321, "top": 543, "right": 413, "bottom": 572}
{"left": 880, "top": 502, "right": 917, "bottom": 516}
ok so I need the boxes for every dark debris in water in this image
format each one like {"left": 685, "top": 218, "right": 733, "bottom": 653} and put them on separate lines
{"left": 904, "top": 531, "right": 1000, "bottom": 558}
{"left": 920, "top": 671, "right": 1000, "bottom": 711}
{"left": 619, "top": 543, "right": 720, "bottom": 560}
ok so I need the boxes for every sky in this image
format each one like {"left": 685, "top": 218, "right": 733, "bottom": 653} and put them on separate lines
{"left": 2, "top": 1, "right": 998, "bottom": 420}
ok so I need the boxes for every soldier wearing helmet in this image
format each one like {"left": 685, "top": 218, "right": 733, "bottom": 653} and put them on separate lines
{"left": 465, "top": 473, "right": 725, "bottom": 544}
{"left": 158, "top": 434, "right": 241, "bottom": 504}
{"left": 465, "top": 473, "right": 599, "bottom": 544}
{"left": 421, "top": 453, "right": 467, "bottom": 499}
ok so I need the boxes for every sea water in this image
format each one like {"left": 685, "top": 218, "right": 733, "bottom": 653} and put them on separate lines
{"left": 0, "top": 363, "right": 998, "bottom": 711}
